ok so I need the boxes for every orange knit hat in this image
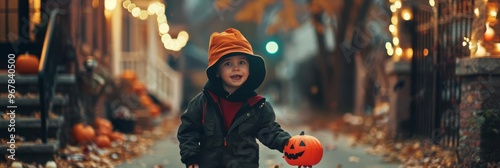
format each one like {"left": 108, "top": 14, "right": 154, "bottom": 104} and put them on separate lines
{"left": 206, "top": 28, "right": 266, "bottom": 90}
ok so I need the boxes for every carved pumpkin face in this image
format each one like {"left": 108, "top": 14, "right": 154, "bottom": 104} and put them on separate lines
{"left": 283, "top": 131, "right": 323, "bottom": 166}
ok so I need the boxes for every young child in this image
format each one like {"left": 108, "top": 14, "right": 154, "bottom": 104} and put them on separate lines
{"left": 177, "top": 28, "right": 291, "bottom": 168}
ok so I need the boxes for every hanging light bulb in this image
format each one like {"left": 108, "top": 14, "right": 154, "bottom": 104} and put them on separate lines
{"left": 484, "top": 23, "right": 495, "bottom": 41}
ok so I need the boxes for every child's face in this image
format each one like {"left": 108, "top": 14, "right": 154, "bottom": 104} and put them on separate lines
{"left": 217, "top": 55, "right": 249, "bottom": 93}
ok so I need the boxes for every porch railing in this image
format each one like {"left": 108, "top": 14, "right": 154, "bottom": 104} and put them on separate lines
{"left": 121, "top": 52, "right": 181, "bottom": 112}
{"left": 38, "top": 9, "right": 61, "bottom": 143}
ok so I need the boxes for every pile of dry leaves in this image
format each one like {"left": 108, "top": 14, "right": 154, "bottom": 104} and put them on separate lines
{"left": 1, "top": 117, "right": 179, "bottom": 168}
{"left": 333, "top": 110, "right": 461, "bottom": 167}
{"left": 304, "top": 103, "right": 462, "bottom": 167}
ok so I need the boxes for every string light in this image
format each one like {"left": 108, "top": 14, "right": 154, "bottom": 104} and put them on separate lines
{"left": 122, "top": 0, "right": 189, "bottom": 51}
{"left": 387, "top": 0, "right": 413, "bottom": 61}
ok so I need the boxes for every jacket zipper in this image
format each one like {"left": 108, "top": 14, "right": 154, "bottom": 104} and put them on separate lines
{"left": 203, "top": 90, "right": 229, "bottom": 165}
{"left": 214, "top": 99, "right": 228, "bottom": 148}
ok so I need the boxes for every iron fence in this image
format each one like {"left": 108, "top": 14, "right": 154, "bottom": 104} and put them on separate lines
{"left": 411, "top": 0, "right": 474, "bottom": 148}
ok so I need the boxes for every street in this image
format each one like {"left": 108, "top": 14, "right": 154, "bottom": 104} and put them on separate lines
{"left": 118, "top": 107, "right": 400, "bottom": 168}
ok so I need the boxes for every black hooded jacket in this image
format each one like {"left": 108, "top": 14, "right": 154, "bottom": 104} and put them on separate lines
{"left": 177, "top": 88, "right": 290, "bottom": 167}
{"left": 177, "top": 62, "right": 291, "bottom": 167}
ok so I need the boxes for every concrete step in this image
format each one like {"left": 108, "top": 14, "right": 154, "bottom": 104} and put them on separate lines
{"left": 0, "top": 117, "right": 63, "bottom": 128}
{"left": 0, "top": 141, "right": 58, "bottom": 163}
{"left": 0, "top": 74, "right": 76, "bottom": 85}
{"left": 0, "top": 96, "right": 68, "bottom": 106}
{"left": 0, "top": 117, "right": 63, "bottom": 140}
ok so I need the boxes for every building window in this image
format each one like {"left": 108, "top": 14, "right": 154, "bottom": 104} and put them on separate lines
{"left": 29, "top": 0, "right": 41, "bottom": 41}
{"left": 0, "top": 0, "right": 19, "bottom": 42}
{"left": 0, "top": 0, "right": 38, "bottom": 43}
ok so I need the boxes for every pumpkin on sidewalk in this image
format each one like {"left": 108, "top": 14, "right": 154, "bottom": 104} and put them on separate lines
{"left": 283, "top": 131, "right": 324, "bottom": 168}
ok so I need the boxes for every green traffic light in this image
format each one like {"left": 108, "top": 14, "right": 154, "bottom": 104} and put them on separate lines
{"left": 266, "top": 41, "right": 279, "bottom": 54}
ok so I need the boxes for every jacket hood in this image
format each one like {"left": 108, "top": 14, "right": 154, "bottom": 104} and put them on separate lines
{"left": 205, "top": 28, "right": 266, "bottom": 101}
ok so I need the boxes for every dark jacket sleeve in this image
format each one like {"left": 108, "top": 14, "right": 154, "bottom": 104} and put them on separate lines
{"left": 256, "top": 102, "right": 291, "bottom": 153}
{"left": 177, "top": 93, "right": 204, "bottom": 166}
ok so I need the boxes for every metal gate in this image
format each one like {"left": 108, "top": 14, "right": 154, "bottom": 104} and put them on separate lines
{"left": 411, "top": 0, "right": 474, "bottom": 148}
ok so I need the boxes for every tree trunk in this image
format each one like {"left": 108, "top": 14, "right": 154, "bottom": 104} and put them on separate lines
{"left": 332, "top": 0, "right": 373, "bottom": 113}
{"left": 311, "top": 13, "right": 333, "bottom": 111}
{"left": 354, "top": 52, "right": 367, "bottom": 115}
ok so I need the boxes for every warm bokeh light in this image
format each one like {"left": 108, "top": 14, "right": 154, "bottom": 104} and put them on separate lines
{"left": 159, "top": 23, "right": 170, "bottom": 34}
{"left": 429, "top": 0, "right": 435, "bottom": 7}
{"left": 92, "top": 0, "right": 99, "bottom": 8}
{"left": 123, "top": 0, "right": 131, "bottom": 8}
{"left": 148, "top": 3, "right": 158, "bottom": 15}
{"left": 385, "top": 42, "right": 393, "bottom": 50}
{"left": 139, "top": 10, "right": 149, "bottom": 20}
{"left": 105, "top": 0, "right": 117, "bottom": 11}
{"left": 423, "top": 48, "right": 429, "bottom": 56}
{"left": 131, "top": 7, "right": 140, "bottom": 17}
{"left": 391, "top": 16, "right": 398, "bottom": 25}
{"left": 157, "top": 14, "right": 167, "bottom": 23}
{"left": 394, "top": 1, "right": 402, "bottom": 9}
{"left": 484, "top": 23, "right": 495, "bottom": 41}
{"left": 161, "top": 34, "right": 172, "bottom": 43}
{"left": 495, "top": 43, "right": 500, "bottom": 52}
{"left": 393, "top": 37, "right": 400, "bottom": 46}
{"left": 390, "top": 5, "right": 397, "bottom": 12}
{"left": 490, "top": 10, "right": 497, "bottom": 18}
{"left": 127, "top": 4, "right": 136, "bottom": 12}
{"left": 402, "top": 8, "right": 412, "bottom": 21}
{"left": 120, "top": 0, "right": 191, "bottom": 51}
{"left": 395, "top": 47, "right": 403, "bottom": 56}
{"left": 387, "top": 48, "right": 394, "bottom": 56}
{"left": 156, "top": 4, "right": 166, "bottom": 15}
{"left": 406, "top": 48, "right": 413, "bottom": 59}
{"left": 389, "top": 25, "right": 396, "bottom": 33}
{"left": 178, "top": 31, "right": 189, "bottom": 44}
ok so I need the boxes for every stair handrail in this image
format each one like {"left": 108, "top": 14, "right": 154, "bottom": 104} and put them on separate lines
{"left": 38, "top": 9, "right": 60, "bottom": 144}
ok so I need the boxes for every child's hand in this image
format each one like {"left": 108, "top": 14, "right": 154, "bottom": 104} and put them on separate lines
{"left": 188, "top": 164, "right": 199, "bottom": 168}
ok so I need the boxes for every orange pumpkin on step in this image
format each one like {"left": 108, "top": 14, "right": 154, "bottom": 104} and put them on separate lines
{"left": 120, "top": 70, "right": 137, "bottom": 83}
{"left": 95, "top": 118, "right": 113, "bottom": 135}
{"left": 132, "top": 83, "right": 148, "bottom": 96}
{"left": 94, "top": 135, "right": 111, "bottom": 148}
{"left": 16, "top": 53, "right": 40, "bottom": 74}
{"left": 108, "top": 132, "right": 125, "bottom": 142}
{"left": 283, "top": 131, "right": 323, "bottom": 167}
{"left": 72, "top": 123, "right": 96, "bottom": 144}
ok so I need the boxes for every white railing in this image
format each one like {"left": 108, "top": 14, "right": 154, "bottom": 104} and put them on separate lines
{"left": 121, "top": 52, "right": 181, "bottom": 113}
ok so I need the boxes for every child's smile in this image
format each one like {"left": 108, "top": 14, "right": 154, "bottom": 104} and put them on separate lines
{"left": 230, "top": 74, "right": 243, "bottom": 80}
